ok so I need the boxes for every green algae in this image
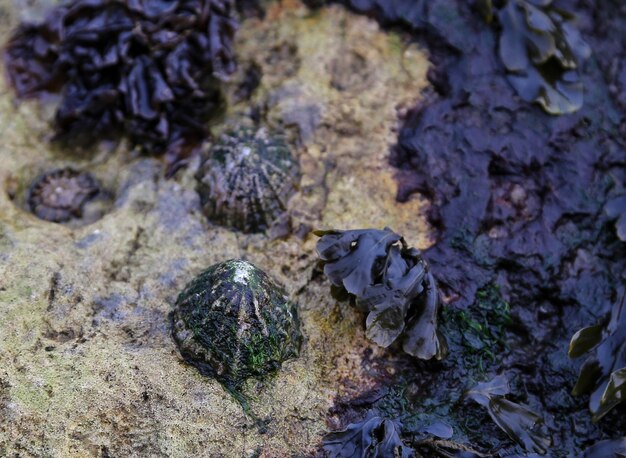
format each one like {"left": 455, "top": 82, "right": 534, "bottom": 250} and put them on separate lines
{"left": 441, "top": 284, "right": 511, "bottom": 378}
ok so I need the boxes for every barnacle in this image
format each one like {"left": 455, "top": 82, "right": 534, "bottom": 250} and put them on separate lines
{"left": 27, "top": 168, "right": 100, "bottom": 223}
{"left": 170, "top": 259, "right": 301, "bottom": 409}
{"left": 4, "top": 0, "right": 238, "bottom": 175}
{"left": 466, "top": 374, "right": 551, "bottom": 454}
{"left": 195, "top": 127, "right": 299, "bottom": 234}
{"left": 315, "top": 228, "right": 447, "bottom": 360}
{"left": 569, "top": 293, "right": 626, "bottom": 422}
{"left": 497, "top": 0, "right": 591, "bottom": 114}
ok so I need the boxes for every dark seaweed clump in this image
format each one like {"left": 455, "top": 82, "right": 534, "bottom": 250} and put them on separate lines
{"left": 322, "top": 416, "right": 412, "bottom": 458}
{"left": 465, "top": 374, "right": 551, "bottom": 454}
{"left": 569, "top": 293, "right": 626, "bottom": 422}
{"left": 495, "top": 0, "right": 591, "bottom": 114}
{"left": 498, "top": 0, "right": 591, "bottom": 114}
{"left": 315, "top": 228, "right": 446, "bottom": 361}
{"left": 4, "top": 0, "right": 238, "bottom": 175}
{"left": 333, "top": 0, "right": 592, "bottom": 115}
{"left": 319, "top": 0, "right": 626, "bottom": 455}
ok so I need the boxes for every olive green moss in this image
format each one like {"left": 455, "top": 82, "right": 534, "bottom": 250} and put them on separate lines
{"left": 441, "top": 284, "right": 511, "bottom": 378}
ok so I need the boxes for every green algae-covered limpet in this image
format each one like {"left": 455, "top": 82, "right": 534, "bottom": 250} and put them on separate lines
{"left": 195, "top": 126, "right": 299, "bottom": 233}
{"left": 170, "top": 259, "right": 302, "bottom": 409}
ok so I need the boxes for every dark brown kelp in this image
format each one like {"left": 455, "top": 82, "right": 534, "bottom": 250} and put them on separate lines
{"left": 4, "top": 0, "right": 238, "bottom": 175}
{"left": 569, "top": 293, "right": 626, "bottom": 422}
{"left": 496, "top": 0, "right": 591, "bottom": 114}
{"left": 326, "top": 0, "right": 427, "bottom": 28}
{"left": 466, "top": 374, "right": 551, "bottom": 454}
{"left": 322, "top": 416, "right": 413, "bottom": 458}
{"left": 315, "top": 228, "right": 447, "bottom": 360}
{"left": 576, "top": 438, "right": 626, "bottom": 458}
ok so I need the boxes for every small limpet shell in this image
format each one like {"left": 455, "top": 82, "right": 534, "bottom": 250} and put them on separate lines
{"left": 195, "top": 126, "right": 299, "bottom": 233}
{"left": 27, "top": 168, "right": 100, "bottom": 223}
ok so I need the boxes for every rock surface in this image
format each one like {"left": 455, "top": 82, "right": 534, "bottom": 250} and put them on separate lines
{"left": 0, "top": 1, "right": 430, "bottom": 455}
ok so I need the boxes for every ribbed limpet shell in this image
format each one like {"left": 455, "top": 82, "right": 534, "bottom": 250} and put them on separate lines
{"left": 195, "top": 127, "right": 299, "bottom": 233}
{"left": 170, "top": 259, "right": 301, "bottom": 408}
{"left": 27, "top": 168, "right": 100, "bottom": 223}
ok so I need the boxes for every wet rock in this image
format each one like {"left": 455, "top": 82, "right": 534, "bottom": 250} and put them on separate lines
{"left": 0, "top": 2, "right": 431, "bottom": 454}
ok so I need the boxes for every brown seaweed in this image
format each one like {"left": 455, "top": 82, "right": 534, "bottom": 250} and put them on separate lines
{"left": 576, "top": 438, "right": 626, "bottom": 458}
{"left": 335, "top": 0, "right": 590, "bottom": 114}
{"left": 4, "top": 0, "right": 238, "bottom": 175}
{"left": 315, "top": 228, "right": 447, "bottom": 360}
{"left": 466, "top": 375, "right": 551, "bottom": 454}
{"left": 569, "top": 293, "right": 626, "bottom": 422}
{"left": 497, "top": 0, "right": 590, "bottom": 114}
{"left": 322, "top": 416, "right": 413, "bottom": 458}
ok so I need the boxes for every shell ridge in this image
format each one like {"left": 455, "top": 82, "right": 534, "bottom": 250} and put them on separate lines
{"left": 195, "top": 126, "right": 299, "bottom": 233}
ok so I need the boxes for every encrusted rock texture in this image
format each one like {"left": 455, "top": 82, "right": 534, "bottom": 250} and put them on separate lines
{"left": 0, "top": 0, "right": 430, "bottom": 455}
